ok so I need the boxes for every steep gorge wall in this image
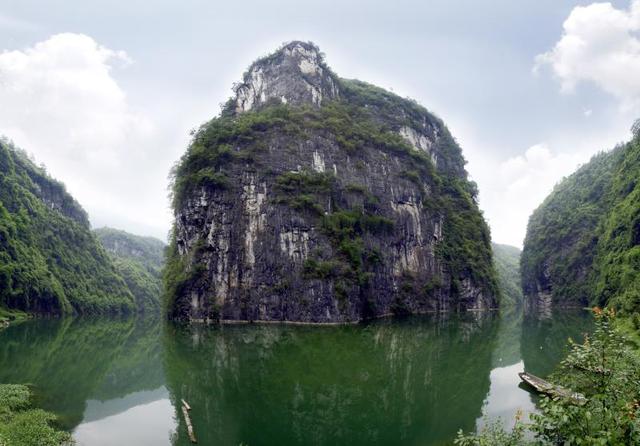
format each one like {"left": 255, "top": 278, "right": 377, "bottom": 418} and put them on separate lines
{"left": 521, "top": 131, "right": 640, "bottom": 318}
{"left": 0, "top": 139, "right": 135, "bottom": 315}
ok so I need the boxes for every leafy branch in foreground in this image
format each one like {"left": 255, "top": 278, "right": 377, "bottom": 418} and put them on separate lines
{"left": 456, "top": 308, "right": 640, "bottom": 445}
{"left": 455, "top": 412, "right": 528, "bottom": 446}
{"left": 530, "top": 307, "right": 640, "bottom": 445}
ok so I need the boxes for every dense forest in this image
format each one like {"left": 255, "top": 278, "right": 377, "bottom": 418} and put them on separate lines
{"left": 0, "top": 138, "right": 135, "bottom": 317}
{"left": 0, "top": 138, "right": 166, "bottom": 319}
{"left": 521, "top": 126, "right": 640, "bottom": 324}
{"left": 492, "top": 243, "right": 523, "bottom": 307}
{"left": 94, "top": 227, "right": 165, "bottom": 314}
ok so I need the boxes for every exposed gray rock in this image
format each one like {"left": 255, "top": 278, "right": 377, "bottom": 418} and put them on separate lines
{"left": 167, "top": 41, "right": 499, "bottom": 323}
{"left": 234, "top": 41, "right": 339, "bottom": 113}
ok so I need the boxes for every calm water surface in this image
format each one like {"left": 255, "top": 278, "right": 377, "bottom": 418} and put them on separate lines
{"left": 0, "top": 310, "right": 592, "bottom": 445}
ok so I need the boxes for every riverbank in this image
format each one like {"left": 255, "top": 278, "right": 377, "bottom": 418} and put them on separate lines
{"left": 0, "top": 384, "right": 73, "bottom": 445}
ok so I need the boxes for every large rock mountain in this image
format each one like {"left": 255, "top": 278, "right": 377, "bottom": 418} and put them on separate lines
{"left": 521, "top": 127, "right": 640, "bottom": 319}
{"left": 165, "top": 41, "right": 499, "bottom": 323}
{"left": 0, "top": 138, "right": 134, "bottom": 315}
{"left": 95, "top": 227, "right": 166, "bottom": 313}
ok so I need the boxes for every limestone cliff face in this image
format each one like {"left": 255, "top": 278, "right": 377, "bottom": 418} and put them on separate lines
{"left": 165, "top": 41, "right": 499, "bottom": 323}
{"left": 233, "top": 41, "right": 339, "bottom": 113}
{"left": 521, "top": 147, "right": 621, "bottom": 312}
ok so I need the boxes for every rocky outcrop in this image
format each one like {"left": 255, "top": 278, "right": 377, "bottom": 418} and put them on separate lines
{"left": 233, "top": 41, "right": 339, "bottom": 113}
{"left": 165, "top": 41, "right": 499, "bottom": 323}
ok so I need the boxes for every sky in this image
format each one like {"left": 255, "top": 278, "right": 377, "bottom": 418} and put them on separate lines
{"left": 0, "top": 0, "right": 639, "bottom": 247}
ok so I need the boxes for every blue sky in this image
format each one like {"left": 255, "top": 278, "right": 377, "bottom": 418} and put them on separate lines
{"left": 0, "top": 0, "right": 638, "bottom": 246}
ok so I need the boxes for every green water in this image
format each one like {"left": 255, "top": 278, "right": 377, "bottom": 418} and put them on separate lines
{"left": 0, "top": 310, "right": 592, "bottom": 445}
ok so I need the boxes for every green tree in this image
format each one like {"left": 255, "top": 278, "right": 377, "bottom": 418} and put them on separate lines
{"left": 530, "top": 308, "right": 640, "bottom": 444}
{"left": 456, "top": 308, "right": 640, "bottom": 445}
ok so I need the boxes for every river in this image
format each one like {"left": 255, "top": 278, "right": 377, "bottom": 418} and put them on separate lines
{"left": 0, "top": 309, "right": 592, "bottom": 445}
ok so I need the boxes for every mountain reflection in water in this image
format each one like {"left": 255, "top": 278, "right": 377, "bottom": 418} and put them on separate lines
{"left": 0, "top": 309, "right": 592, "bottom": 445}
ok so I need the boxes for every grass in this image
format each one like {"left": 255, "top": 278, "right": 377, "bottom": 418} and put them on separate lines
{"left": 0, "top": 384, "right": 73, "bottom": 446}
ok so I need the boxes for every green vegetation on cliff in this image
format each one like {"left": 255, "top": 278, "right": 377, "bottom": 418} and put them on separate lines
{"left": 0, "top": 138, "right": 135, "bottom": 315}
{"left": 521, "top": 128, "right": 640, "bottom": 320}
{"left": 521, "top": 148, "right": 621, "bottom": 306}
{"left": 94, "top": 227, "right": 165, "bottom": 313}
{"left": 165, "top": 75, "right": 499, "bottom": 318}
{"left": 492, "top": 243, "right": 523, "bottom": 307}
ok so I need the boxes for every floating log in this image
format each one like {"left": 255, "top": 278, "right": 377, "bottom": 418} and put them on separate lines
{"left": 181, "top": 399, "right": 191, "bottom": 411}
{"left": 518, "top": 372, "right": 587, "bottom": 405}
{"left": 182, "top": 405, "right": 197, "bottom": 443}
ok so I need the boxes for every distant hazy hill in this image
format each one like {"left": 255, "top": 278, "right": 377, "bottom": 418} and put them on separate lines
{"left": 0, "top": 138, "right": 134, "bottom": 316}
{"left": 94, "top": 227, "right": 165, "bottom": 313}
{"left": 492, "top": 243, "right": 523, "bottom": 307}
{"left": 522, "top": 127, "right": 640, "bottom": 322}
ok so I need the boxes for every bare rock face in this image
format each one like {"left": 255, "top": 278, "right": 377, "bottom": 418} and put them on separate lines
{"left": 166, "top": 41, "right": 499, "bottom": 323}
{"left": 234, "top": 41, "right": 339, "bottom": 113}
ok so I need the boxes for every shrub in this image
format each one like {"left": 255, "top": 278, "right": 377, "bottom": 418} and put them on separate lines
{"left": 0, "top": 384, "right": 73, "bottom": 446}
{"left": 456, "top": 308, "right": 640, "bottom": 445}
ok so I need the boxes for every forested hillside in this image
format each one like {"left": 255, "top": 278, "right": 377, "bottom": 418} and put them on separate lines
{"left": 492, "top": 243, "right": 522, "bottom": 307}
{"left": 522, "top": 125, "right": 640, "bottom": 324}
{"left": 95, "top": 227, "right": 165, "bottom": 313}
{"left": 0, "top": 138, "right": 135, "bottom": 316}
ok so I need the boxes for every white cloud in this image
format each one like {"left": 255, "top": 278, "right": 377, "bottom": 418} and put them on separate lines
{"left": 0, "top": 33, "right": 174, "bottom": 239}
{"left": 534, "top": 0, "right": 640, "bottom": 109}
{"left": 470, "top": 144, "right": 588, "bottom": 248}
